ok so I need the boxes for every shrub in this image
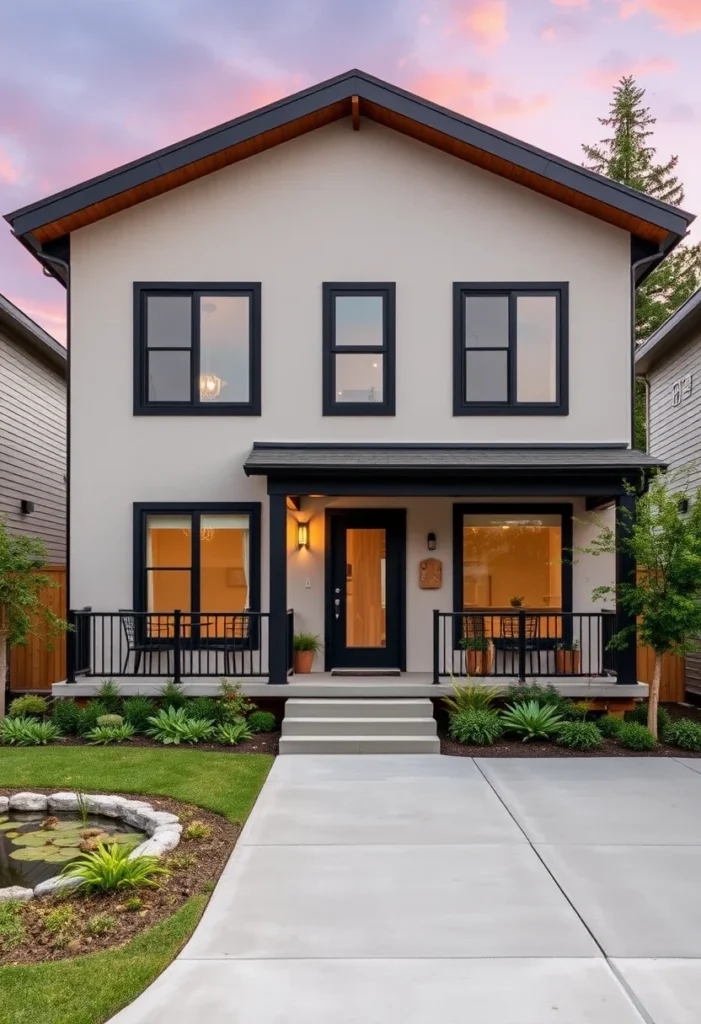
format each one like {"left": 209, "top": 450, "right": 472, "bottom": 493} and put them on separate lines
{"left": 124, "top": 897, "right": 142, "bottom": 912}
{"left": 186, "top": 696, "right": 219, "bottom": 723}
{"left": 122, "top": 695, "right": 157, "bottom": 733}
{"left": 505, "top": 683, "right": 573, "bottom": 717}
{"left": 555, "top": 721, "right": 603, "bottom": 751}
{"left": 218, "top": 679, "right": 255, "bottom": 722}
{"left": 146, "top": 706, "right": 214, "bottom": 745}
{"left": 626, "top": 702, "right": 672, "bottom": 735}
{"left": 159, "top": 679, "right": 187, "bottom": 710}
{"left": 86, "top": 914, "right": 116, "bottom": 936}
{"left": 500, "top": 700, "right": 564, "bottom": 742}
{"left": 567, "top": 700, "right": 596, "bottom": 722}
{"left": 168, "top": 852, "right": 198, "bottom": 870}
{"left": 51, "top": 698, "right": 82, "bottom": 736}
{"left": 8, "top": 694, "right": 48, "bottom": 718}
{"left": 618, "top": 722, "right": 657, "bottom": 751}
{"left": 247, "top": 710, "right": 277, "bottom": 733}
{"left": 664, "top": 718, "right": 701, "bottom": 752}
{"left": 292, "top": 632, "right": 323, "bottom": 653}
{"left": 184, "top": 820, "right": 212, "bottom": 841}
{"left": 443, "top": 679, "right": 499, "bottom": 715}
{"left": 215, "top": 720, "right": 253, "bottom": 746}
{"left": 95, "top": 679, "right": 122, "bottom": 714}
{"left": 448, "top": 709, "right": 503, "bottom": 745}
{"left": 0, "top": 717, "right": 62, "bottom": 746}
{"left": 0, "top": 900, "right": 25, "bottom": 952}
{"left": 96, "top": 713, "right": 123, "bottom": 727}
{"left": 597, "top": 714, "right": 625, "bottom": 739}
{"left": 44, "top": 905, "right": 74, "bottom": 935}
{"left": 77, "top": 701, "right": 109, "bottom": 736}
{"left": 86, "top": 723, "right": 136, "bottom": 745}
{"left": 62, "top": 843, "right": 170, "bottom": 891}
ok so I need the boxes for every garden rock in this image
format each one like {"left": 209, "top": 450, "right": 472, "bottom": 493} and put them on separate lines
{"left": 47, "top": 792, "right": 80, "bottom": 812}
{"left": 0, "top": 797, "right": 9, "bottom": 814}
{"left": 121, "top": 801, "right": 163, "bottom": 831}
{"left": 34, "top": 875, "right": 84, "bottom": 898}
{"left": 144, "top": 810, "right": 180, "bottom": 833}
{"left": 0, "top": 886, "right": 33, "bottom": 902}
{"left": 9, "top": 792, "right": 47, "bottom": 812}
{"left": 129, "top": 827, "right": 181, "bottom": 860}
{"left": 86, "top": 794, "right": 125, "bottom": 817}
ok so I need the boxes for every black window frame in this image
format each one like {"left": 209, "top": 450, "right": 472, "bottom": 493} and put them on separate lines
{"left": 133, "top": 282, "right": 261, "bottom": 416}
{"left": 453, "top": 282, "right": 568, "bottom": 416}
{"left": 133, "top": 502, "right": 262, "bottom": 629}
{"left": 322, "top": 282, "right": 396, "bottom": 416}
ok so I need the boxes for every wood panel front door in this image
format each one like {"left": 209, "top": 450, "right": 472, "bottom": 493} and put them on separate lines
{"left": 327, "top": 510, "right": 406, "bottom": 671}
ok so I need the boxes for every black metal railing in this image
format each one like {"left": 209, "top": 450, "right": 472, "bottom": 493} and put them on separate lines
{"left": 66, "top": 609, "right": 276, "bottom": 682}
{"left": 433, "top": 609, "right": 618, "bottom": 683}
{"left": 286, "top": 609, "right": 295, "bottom": 675}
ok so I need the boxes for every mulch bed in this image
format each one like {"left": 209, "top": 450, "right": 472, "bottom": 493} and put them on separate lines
{"left": 0, "top": 791, "right": 238, "bottom": 967}
{"left": 440, "top": 701, "right": 701, "bottom": 758}
{"left": 60, "top": 732, "right": 280, "bottom": 755}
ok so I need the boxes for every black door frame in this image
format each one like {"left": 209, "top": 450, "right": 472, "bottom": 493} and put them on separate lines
{"left": 324, "top": 508, "right": 407, "bottom": 671}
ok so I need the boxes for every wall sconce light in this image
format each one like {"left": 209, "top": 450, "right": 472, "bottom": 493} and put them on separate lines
{"left": 679, "top": 498, "right": 689, "bottom": 514}
{"left": 297, "top": 521, "right": 310, "bottom": 549}
{"left": 20, "top": 500, "right": 35, "bottom": 515}
{"left": 427, "top": 532, "right": 437, "bottom": 551}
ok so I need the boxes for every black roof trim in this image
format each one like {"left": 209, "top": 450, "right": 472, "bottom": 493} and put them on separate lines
{"left": 244, "top": 442, "right": 664, "bottom": 475}
{"left": 635, "top": 286, "right": 701, "bottom": 374}
{"left": 5, "top": 69, "right": 694, "bottom": 244}
{"left": 0, "top": 292, "right": 66, "bottom": 374}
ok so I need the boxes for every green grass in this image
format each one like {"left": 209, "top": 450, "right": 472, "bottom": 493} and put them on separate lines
{"left": 0, "top": 747, "right": 273, "bottom": 1023}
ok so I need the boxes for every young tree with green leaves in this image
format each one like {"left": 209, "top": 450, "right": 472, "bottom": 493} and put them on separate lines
{"left": 0, "top": 520, "right": 68, "bottom": 718}
{"left": 581, "top": 475, "right": 701, "bottom": 738}
{"left": 583, "top": 76, "right": 701, "bottom": 449}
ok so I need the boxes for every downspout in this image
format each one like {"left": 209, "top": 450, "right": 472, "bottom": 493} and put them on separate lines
{"left": 636, "top": 374, "right": 651, "bottom": 453}
{"left": 631, "top": 251, "right": 663, "bottom": 450}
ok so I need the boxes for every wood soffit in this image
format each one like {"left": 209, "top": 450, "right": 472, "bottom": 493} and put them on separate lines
{"left": 30, "top": 95, "right": 669, "bottom": 246}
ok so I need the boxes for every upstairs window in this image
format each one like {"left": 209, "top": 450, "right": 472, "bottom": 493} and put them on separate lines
{"left": 453, "top": 283, "right": 568, "bottom": 415}
{"left": 323, "top": 283, "right": 396, "bottom": 415}
{"left": 134, "top": 283, "right": 261, "bottom": 415}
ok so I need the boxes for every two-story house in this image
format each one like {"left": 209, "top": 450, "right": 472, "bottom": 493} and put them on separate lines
{"left": 5, "top": 70, "right": 693, "bottom": 712}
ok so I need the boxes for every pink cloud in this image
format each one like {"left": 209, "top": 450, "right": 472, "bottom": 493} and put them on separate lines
{"left": 619, "top": 0, "right": 701, "bottom": 32}
{"left": 588, "top": 53, "right": 677, "bottom": 87}
{"left": 451, "top": 0, "right": 508, "bottom": 47}
{"left": 408, "top": 70, "right": 551, "bottom": 122}
{"left": 0, "top": 148, "right": 18, "bottom": 184}
{"left": 550, "top": 0, "right": 588, "bottom": 6}
{"left": 492, "top": 92, "right": 552, "bottom": 117}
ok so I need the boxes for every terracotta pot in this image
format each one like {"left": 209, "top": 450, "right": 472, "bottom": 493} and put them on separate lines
{"left": 556, "top": 650, "right": 581, "bottom": 674}
{"left": 294, "top": 650, "right": 315, "bottom": 674}
{"left": 466, "top": 646, "right": 493, "bottom": 676}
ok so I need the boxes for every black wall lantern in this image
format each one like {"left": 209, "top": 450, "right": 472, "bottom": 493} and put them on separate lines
{"left": 20, "top": 499, "right": 35, "bottom": 515}
{"left": 427, "top": 532, "right": 437, "bottom": 551}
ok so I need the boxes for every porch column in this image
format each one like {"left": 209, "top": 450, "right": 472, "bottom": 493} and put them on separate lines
{"left": 268, "top": 491, "right": 289, "bottom": 685}
{"left": 615, "top": 491, "right": 637, "bottom": 684}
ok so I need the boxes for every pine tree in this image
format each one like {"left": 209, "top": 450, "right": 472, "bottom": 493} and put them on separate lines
{"left": 583, "top": 76, "right": 701, "bottom": 449}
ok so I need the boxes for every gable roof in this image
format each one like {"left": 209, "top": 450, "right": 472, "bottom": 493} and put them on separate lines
{"left": 635, "top": 287, "right": 701, "bottom": 374}
{"left": 0, "top": 292, "right": 66, "bottom": 375}
{"left": 5, "top": 69, "right": 694, "bottom": 286}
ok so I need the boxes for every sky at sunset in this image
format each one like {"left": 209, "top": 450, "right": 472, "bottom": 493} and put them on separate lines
{"left": 1, "top": 0, "right": 700, "bottom": 345}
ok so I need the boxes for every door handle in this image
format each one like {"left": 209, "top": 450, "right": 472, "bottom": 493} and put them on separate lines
{"left": 334, "top": 598, "right": 341, "bottom": 620}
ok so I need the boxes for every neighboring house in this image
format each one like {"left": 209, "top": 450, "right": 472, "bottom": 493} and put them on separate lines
{"left": 636, "top": 287, "right": 701, "bottom": 696}
{"left": 4, "top": 69, "right": 694, "bottom": 698}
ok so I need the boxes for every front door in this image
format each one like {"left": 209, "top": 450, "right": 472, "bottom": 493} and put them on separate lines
{"left": 327, "top": 509, "right": 406, "bottom": 671}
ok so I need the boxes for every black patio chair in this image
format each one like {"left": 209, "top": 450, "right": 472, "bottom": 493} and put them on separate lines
{"left": 119, "top": 609, "right": 174, "bottom": 674}
{"left": 197, "top": 613, "right": 251, "bottom": 675}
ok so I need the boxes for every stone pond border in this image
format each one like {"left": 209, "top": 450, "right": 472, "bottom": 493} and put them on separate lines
{"left": 0, "top": 792, "right": 181, "bottom": 902}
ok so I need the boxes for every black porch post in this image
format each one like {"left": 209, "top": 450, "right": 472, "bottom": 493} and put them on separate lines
{"left": 615, "top": 491, "right": 638, "bottom": 684}
{"left": 268, "top": 492, "right": 288, "bottom": 685}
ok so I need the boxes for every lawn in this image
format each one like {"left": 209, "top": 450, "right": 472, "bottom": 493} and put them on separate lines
{"left": 0, "top": 747, "right": 273, "bottom": 1024}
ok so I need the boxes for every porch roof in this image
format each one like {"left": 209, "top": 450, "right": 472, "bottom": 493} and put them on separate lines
{"left": 244, "top": 443, "right": 664, "bottom": 476}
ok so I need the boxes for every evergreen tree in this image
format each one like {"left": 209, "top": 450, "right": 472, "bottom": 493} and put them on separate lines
{"left": 583, "top": 76, "right": 701, "bottom": 449}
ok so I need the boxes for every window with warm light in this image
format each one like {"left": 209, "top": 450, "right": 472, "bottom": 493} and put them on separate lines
{"left": 323, "top": 283, "right": 395, "bottom": 415}
{"left": 134, "top": 284, "right": 261, "bottom": 415}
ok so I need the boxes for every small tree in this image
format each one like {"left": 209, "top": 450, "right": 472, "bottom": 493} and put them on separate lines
{"left": 581, "top": 476, "right": 701, "bottom": 738}
{"left": 0, "top": 520, "right": 69, "bottom": 718}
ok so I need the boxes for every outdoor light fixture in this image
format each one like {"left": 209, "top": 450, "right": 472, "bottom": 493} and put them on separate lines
{"left": 297, "top": 521, "right": 310, "bottom": 549}
{"left": 427, "top": 532, "right": 437, "bottom": 551}
{"left": 199, "top": 373, "right": 226, "bottom": 400}
{"left": 20, "top": 500, "right": 35, "bottom": 515}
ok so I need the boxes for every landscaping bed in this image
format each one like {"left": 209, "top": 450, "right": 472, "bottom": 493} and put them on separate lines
{"left": 440, "top": 730, "right": 701, "bottom": 758}
{"left": 59, "top": 731, "right": 280, "bottom": 756}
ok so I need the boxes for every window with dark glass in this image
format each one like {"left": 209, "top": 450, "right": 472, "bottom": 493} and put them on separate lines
{"left": 134, "top": 284, "right": 261, "bottom": 414}
{"left": 323, "top": 284, "right": 395, "bottom": 415}
{"left": 453, "top": 283, "right": 568, "bottom": 415}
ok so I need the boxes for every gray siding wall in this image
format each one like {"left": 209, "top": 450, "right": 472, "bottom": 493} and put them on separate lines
{"left": 0, "top": 328, "right": 66, "bottom": 563}
{"left": 647, "top": 327, "right": 701, "bottom": 693}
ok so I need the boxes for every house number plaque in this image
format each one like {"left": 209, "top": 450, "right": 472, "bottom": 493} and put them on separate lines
{"left": 419, "top": 558, "right": 442, "bottom": 589}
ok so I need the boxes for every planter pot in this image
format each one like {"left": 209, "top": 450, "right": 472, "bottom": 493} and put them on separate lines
{"left": 556, "top": 650, "right": 581, "bottom": 674}
{"left": 465, "top": 646, "right": 493, "bottom": 676}
{"left": 294, "top": 650, "right": 315, "bottom": 674}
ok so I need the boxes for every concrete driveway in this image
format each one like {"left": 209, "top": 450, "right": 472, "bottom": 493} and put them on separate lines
{"left": 112, "top": 755, "right": 701, "bottom": 1023}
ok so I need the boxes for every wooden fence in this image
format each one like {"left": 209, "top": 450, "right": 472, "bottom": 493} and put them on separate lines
{"left": 636, "top": 645, "right": 686, "bottom": 703}
{"left": 8, "top": 567, "right": 66, "bottom": 692}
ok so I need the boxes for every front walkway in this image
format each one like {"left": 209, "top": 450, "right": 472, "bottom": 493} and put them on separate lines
{"left": 113, "top": 755, "right": 701, "bottom": 1023}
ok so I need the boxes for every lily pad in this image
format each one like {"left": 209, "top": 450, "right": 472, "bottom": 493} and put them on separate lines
{"left": 110, "top": 833, "right": 144, "bottom": 845}
{"left": 11, "top": 833, "right": 51, "bottom": 847}
{"left": 0, "top": 821, "right": 19, "bottom": 831}
{"left": 45, "top": 848, "right": 81, "bottom": 863}
{"left": 52, "top": 834, "right": 85, "bottom": 847}
{"left": 5, "top": 831, "right": 22, "bottom": 839}
{"left": 10, "top": 847, "right": 50, "bottom": 861}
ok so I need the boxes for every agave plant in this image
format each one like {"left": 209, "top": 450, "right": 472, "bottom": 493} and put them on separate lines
{"left": 62, "top": 842, "right": 170, "bottom": 891}
{"left": 442, "top": 676, "right": 499, "bottom": 715}
{"left": 86, "top": 723, "right": 136, "bottom": 745}
{"left": 500, "top": 700, "right": 564, "bottom": 742}
{"left": 146, "top": 706, "right": 214, "bottom": 745}
{"left": 215, "top": 720, "right": 253, "bottom": 746}
{"left": 0, "top": 716, "right": 62, "bottom": 746}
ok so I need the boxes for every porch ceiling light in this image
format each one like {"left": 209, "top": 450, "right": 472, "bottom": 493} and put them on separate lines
{"left": 297, "top": 521, "right": 310, "bottom": 549}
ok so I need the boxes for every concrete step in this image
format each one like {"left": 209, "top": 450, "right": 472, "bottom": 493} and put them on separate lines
{"left": 284, "top": 698, "right": 432, "bottom": 719}
{"left": 281, "top": 716, "right": 438, "bottom": 737}
{"left": 278, "top": 735, "right": 441, "bottom": 755}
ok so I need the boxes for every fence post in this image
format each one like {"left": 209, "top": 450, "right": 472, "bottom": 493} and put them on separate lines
{"left": 66, "top": 609, "right": 77, "bottom": 683}
{"left": 173, "top": 610, "right": 182, "bottom": 685}
{"left": 517, "top": 609, "right": 527, "bottom": 682}
{"left": 432, "top": 610, "right": 440, "bottom": 684}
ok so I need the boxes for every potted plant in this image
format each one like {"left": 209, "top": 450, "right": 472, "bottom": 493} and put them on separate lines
{"left": 555, "top": 639, "right": 580, "bottom": 674}
{"left": 509, "top": 596, "right": 524, "bottom": 608}
{"left": 293, "top": 632, "right": 322, "bottom": 674}
{"left": 459, "top": 635, "right": 494, "bottom": 676}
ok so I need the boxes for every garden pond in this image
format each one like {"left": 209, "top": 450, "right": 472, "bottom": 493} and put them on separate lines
{"left": 0, "top": 812, "right": 145, "bottom": 888}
